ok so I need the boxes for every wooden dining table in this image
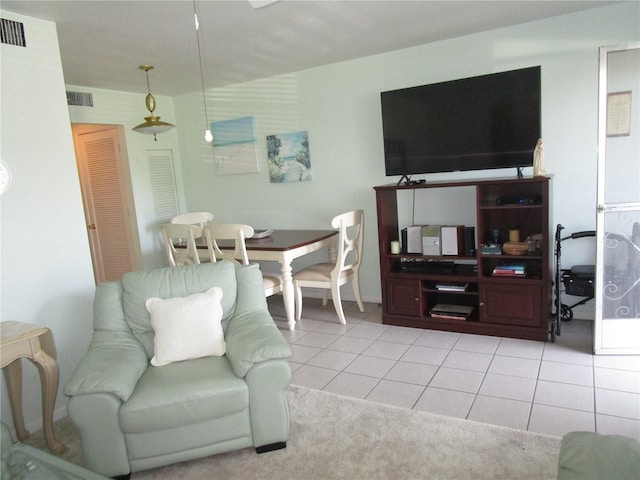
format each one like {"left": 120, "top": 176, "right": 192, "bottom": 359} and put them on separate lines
{"left": 196, "top": 229, "right": 338, "bottom": 330}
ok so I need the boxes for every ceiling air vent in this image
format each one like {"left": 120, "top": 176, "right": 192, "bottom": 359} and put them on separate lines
{"left": 66, "top": 91, "right": 94, "bottom": 107}
{"left": 1, "top": 18, "right": 26, "bottom": 47}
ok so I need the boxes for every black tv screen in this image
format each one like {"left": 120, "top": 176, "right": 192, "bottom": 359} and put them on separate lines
{"left": 381, "top": 66, "right": 541, "bottom": 178}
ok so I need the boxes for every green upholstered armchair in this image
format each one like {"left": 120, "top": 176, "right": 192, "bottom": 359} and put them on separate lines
{"left": 64, "top": 261, "right": 292, "bottom": 479}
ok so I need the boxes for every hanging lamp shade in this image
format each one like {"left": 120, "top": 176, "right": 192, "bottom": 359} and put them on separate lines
{"left": 132, "top": 65, "right": 174, "bottom": 140}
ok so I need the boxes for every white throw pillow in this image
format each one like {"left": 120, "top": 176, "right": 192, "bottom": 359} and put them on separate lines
{"left": 145, "top": 286, "right": 225, "bottom": 366}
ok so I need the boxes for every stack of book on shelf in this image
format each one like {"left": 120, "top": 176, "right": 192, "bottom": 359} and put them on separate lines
{"left": 435, "top": 282, "right": 469, "bottom": 292}
{"left": 492, "top": 264, "right": 526, "bottom": 277}
{"left": 481, "top": 244, "right": 502, "bottom": 255}
{"left": 430, "top": 303, "right": 474, "bottom": 320}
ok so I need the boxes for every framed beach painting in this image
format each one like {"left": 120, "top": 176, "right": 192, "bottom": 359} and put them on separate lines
{"left": 267, "top": 130, "right": 312, "bottom": 183}
{"left": 212, "top": 116, "right": 259, "bottom": 175}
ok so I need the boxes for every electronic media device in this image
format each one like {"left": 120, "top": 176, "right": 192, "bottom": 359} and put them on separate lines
{"left": 381, "top": 66, "right": 541, "bottom": 184}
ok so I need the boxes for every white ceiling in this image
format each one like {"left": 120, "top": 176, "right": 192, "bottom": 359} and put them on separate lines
{"left": 1, "top": 0, "right": 617, "bottom": 96}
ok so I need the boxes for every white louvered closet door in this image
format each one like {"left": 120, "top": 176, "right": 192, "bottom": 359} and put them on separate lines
{"left": 148, "top": 149, "right": 179, "bottom": 267}
{"left": 76, "top": 127, "right": 142, "bottom": 283}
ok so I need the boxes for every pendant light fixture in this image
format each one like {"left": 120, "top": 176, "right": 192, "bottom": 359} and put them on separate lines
{"left": 194, "top": 1, "right": 213, "bottom": 142}
{"left": 132, "top": 65, "right": 175, "bottom": 141}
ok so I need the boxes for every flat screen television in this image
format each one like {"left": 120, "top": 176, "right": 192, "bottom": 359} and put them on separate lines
{"left": 381, "top": 66, "right": 541, "bottom": 183}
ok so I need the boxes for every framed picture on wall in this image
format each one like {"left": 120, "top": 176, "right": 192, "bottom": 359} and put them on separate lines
{"left": 212, "top": 116, "right": 260, "bottom": 175}
{"left": 267, "top": 131, "right": 312, "bottom": 183}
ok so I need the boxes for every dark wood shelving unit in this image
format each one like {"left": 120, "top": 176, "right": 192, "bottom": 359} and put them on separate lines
{"left": 374, "top": 176, "right": 551, "bottom": 341}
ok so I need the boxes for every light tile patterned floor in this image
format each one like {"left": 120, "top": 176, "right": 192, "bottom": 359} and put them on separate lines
{"left": 268, "top": 296, "right": 640, "bottom": 440}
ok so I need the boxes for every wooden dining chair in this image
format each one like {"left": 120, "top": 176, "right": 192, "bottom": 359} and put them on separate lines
{"left": 203, "top": 223, "right": 254, "bottom": 264}
{"left": 293, "top": 210, "right": 365, "bottom": 324}
{"left": 160, "top": 223, "right": 203, "bottom": 266}
{"left": 170, "top": 212, "right": 214, "bottom": 229}
{"left": 203, "top": 223, "right": 283, "bottom": 298}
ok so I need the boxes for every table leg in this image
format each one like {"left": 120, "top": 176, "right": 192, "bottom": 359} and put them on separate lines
{"left": 32, "top": 350, "right": 65, "bottom": 455}
{"left": 3, "top": 359, "right": 30, "bottom": 441}
{"left": 279, "top": 261, "right": 296, "bottom": 331}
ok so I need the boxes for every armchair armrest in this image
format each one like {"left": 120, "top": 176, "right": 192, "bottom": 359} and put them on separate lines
{"left": 64, "top": 330, "right": 148, "bottom": 403}
{"left": 224, "top": 310, "right": 291, "bottom": 378}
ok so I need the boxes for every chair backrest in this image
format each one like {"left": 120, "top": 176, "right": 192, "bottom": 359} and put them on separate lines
{"left": 160, "top": 223, "right": 203, "bottom": 266}
{"left": 203, "top": 224, "right": 255, "bottom": 265}
{"left": 170, "top": 212, "right": 214, "bottom": 229}
{"left": 331, "top": 209, "right": 364, "bottom": 277}
{"left": 115, "top": 261, "right": 267, "bottom": 359}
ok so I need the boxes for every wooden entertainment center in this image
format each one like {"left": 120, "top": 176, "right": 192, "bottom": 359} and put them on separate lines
{"left": 374, "top": 176, "right": 550, "bottom": 342}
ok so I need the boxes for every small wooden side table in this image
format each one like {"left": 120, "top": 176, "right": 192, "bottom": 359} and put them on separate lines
{"left": 1, "top": 321, "right": 65, "bottom": 455}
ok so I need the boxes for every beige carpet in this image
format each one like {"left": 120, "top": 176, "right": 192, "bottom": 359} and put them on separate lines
{"left": 24, "top": 385, "right": 561, "bottom": 479}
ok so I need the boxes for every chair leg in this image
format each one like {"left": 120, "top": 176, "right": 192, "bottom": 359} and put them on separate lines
{"left": 322, "top": 289, "right": 329, "bottom": 306}
{"left": 256, "top": 441, "right": 286, "bottom": 454}
{"left": 294, "top": 284, "right": 303, "bottom": 321}
{"left": 331, "top": 284, "right": 347, "bottom": 324}
{"left": 352, "top": 276, "right": 365, "bottom": 313}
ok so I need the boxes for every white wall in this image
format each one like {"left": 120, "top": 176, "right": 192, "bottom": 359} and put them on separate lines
{"left": 174, "top": 3, "right": 640, "bottom": 315}
{"left": 0, "top": 13, "right": 95, "bottom": 432}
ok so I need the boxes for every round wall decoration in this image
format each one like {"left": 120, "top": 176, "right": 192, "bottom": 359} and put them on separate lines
{"left": 0, "top": 161, "right": 12, "bottom": 195}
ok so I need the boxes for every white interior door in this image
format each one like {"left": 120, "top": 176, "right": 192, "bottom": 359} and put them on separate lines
{"left": 73, "top": 125, "right": 142, "bottom": 283}
{"left": 594, "top": 43, "right": 640, "bottom": 354}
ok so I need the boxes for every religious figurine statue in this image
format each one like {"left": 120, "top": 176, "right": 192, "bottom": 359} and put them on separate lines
{"left": 533, "top": 138, "right": 545, "bottom": 177}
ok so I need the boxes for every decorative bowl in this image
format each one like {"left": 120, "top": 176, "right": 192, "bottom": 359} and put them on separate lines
{"left": 502, "top": 242, "right": 529, "bottom": 256}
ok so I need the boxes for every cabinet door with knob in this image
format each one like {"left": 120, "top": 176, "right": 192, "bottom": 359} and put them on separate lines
{"left": 386, "top": 278, "right": 422, "bottom": 316}
{"left": 479, "top": 283, "right": 542, "bottom": 327}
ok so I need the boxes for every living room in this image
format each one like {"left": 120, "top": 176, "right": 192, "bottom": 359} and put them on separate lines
{"left": 1, "top": 1, "right": 639, "bottom": 474}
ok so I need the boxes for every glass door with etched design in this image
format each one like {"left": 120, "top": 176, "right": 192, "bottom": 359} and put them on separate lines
{"left": 594, "top": 43, "right": 640, "bottom": 354}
